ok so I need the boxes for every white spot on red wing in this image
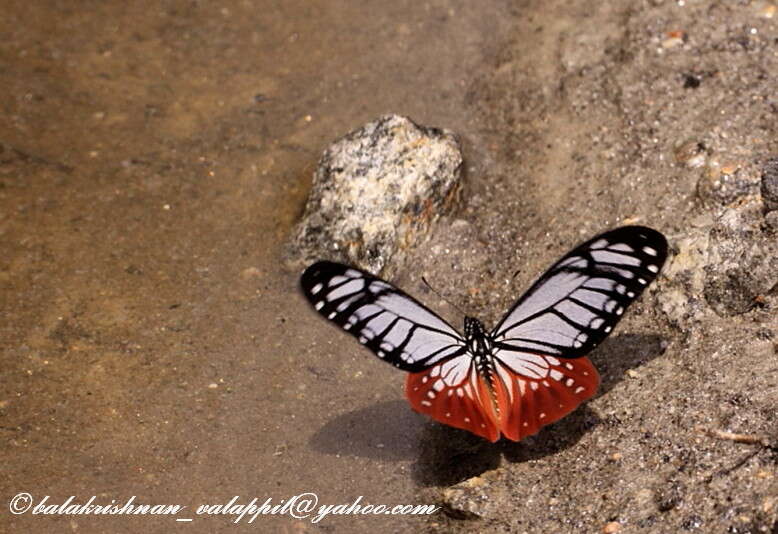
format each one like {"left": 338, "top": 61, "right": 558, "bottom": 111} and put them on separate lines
{"left": 583, "top": 371, "right": 589, "bottom": 376}
{"left": 546, "top": 356, "right": 560, "bottom": 366}
{"left": 565, "top": 378, "right": 574, "bottom": 387}
{"left": 481, "top": 423, "right": 486, "bottom": 428}
{"left": 315, "top": 301, "right": 324, "bottom": 311}
{"left": 530, "top": 382, "right": 538, "bottom": 391}
{"left": 457, "top": 388, "right": 464, "bottom": 398}
{"left": 518, "top": 379, "right": 526, "bottom": 395}
{"left": 430, "top": 366, "right": 440, "bottom": 377}
{"left": 432, "top": 380, "right": 444, "bottom": 392}
{"left": 565, "top": 363, "right": 574, "bottom": 370}
{"left": 445, "top": 412, "right": 451, "bottom": 417}
{"left": 422, "top": 376, "right": 428, "bottom": 384}
{"left": 550, "top": 370, "right": 563, "bottom": 381}
{"left": 427, "top": 391, "right": 435, "bottom": 399}
{"left": 464, "top": 417, "right": 470, "bottom": 423}
{"left": 540, "top": 413, "right": 546, "bottom": 419}
{"left": 523, "top": 422, "right": 528, "bottom": 427}
{"left": 575, "top": 386, "right": 585, "bottom": 394}
{"left": 542, "top": 380, "right": 550, "bottom": 387}
{"left": 421, "top": 400, "right": 431, "bottom": 407}
{"left": 447, "top": 390, "right": 453, "bottom": 397}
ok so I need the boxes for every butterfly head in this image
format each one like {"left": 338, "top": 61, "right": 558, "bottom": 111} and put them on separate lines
{"left": 463, "top": 316, "right": 485, "bottom": 337}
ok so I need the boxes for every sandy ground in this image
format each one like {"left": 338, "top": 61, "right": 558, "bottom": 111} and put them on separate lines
{"left": 2, "top": 1, "right": 776, "bottom": 533}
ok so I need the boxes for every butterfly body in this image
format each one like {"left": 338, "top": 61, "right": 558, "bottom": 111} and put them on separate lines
{"left": 301, "top": 226, "right": 667, "bottom": 442}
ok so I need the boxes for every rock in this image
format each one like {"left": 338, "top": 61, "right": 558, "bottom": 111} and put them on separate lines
{"left": 442, "top": 473, "right": 503, "bottom": 520}
{"left": 764, "top": 210, "right": 778, "bottom": 233}
{"left": 285, "top": 115, "right": 462, "bottom": 277}
{"left": 661, "top": 198, "right": 778, "bottom": 322}
{"left": 673, "top": 140, "right": 707, "bottom": 169}
{"left": 760, "top": 156, "right": 778, "bottom": 212}
{"left": 659, "top": 226, "right": 711, "bottom": 325}
{"left": 703, "top": 198, "right": 778, "bottom": 315}
{"left": 696, "top": 158, "right": 761, "bottom": 207}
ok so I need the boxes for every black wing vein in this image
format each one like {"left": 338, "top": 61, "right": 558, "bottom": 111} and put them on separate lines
{"left": 492, "top": 226, "right": 668, "bottom": 359}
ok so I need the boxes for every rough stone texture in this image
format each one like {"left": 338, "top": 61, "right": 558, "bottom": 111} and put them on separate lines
{"left": 703, "top": 198, "right": 778, "bottom": 316}
{"left": 659, "top": 223, "right": 712, "bottom": 326}
{"left": 696, "top": 159, "right": 762, "bottom": 207}
{"left": 285, "top": 114, "right": 462, "bottom": 277}
{"left": 441, "top": 473, "right": 503, "bottom": 520}
{"left": 663, "top": 198, "right": 778, "bottom": 320}
{"left": 765, "top": 210, "right": 778, "bottom": 233}
{"left": 761, "top": 156, "right": 778, "bottom": 212}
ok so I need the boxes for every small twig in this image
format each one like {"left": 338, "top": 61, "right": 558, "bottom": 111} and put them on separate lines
{"left": 696, "top": 426, "right": 776, "bottom": 484}
{"left": 701, "top": 427, "right": 771, "bottom": 447}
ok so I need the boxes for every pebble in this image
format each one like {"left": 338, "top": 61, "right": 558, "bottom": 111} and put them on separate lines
{"left": 760, "top": 156, "right": 778, "bottom": 211}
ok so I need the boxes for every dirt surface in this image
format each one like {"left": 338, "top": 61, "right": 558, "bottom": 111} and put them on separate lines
{"left": 2, "top": 1, "right": 777, "bottom": 533}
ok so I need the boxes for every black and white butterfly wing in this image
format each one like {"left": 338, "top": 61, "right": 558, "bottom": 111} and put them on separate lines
{"left": 300, "top": 261, "right": 467, "bottom": 372}
{"left": 491, "top": 225, "right": 668, "bottom": 358}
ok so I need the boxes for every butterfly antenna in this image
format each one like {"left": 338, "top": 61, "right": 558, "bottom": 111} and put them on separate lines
{"left": 421, "top": 276, "right": 468, "bottom": 317}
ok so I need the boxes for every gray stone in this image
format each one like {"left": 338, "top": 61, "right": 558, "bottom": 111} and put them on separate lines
{"left": 761, "top": 156, "right": 778, "bottom": 212}
{"left": 659, "top": 226, "right": 712, "bottom": 325}
{"left": 764, "top": 210, "right": 778, "bottom": 233}
{"left": 696, "top": 160, "right": 761, "bottom": 207}
{"left": 285, "top": 115, "right": 462, "bottom": 276}
{"left": 661, "top": 198, "right": 778, "bottom": 320}
{"left": 703, "top": 199, "right": 778, "bottom": 316}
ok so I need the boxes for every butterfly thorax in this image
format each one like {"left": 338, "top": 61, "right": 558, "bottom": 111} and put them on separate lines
{"left": 463, "top": 316, "right": 495, "bottom": 378}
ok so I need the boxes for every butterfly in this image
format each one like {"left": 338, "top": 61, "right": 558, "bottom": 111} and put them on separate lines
{"left": 300, "top": 226, "right": 668, "bottom": 442}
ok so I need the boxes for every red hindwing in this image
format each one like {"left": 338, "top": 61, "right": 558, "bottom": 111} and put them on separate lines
{"left": 405, "top": 355, "right": 599, "bottom": 442}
